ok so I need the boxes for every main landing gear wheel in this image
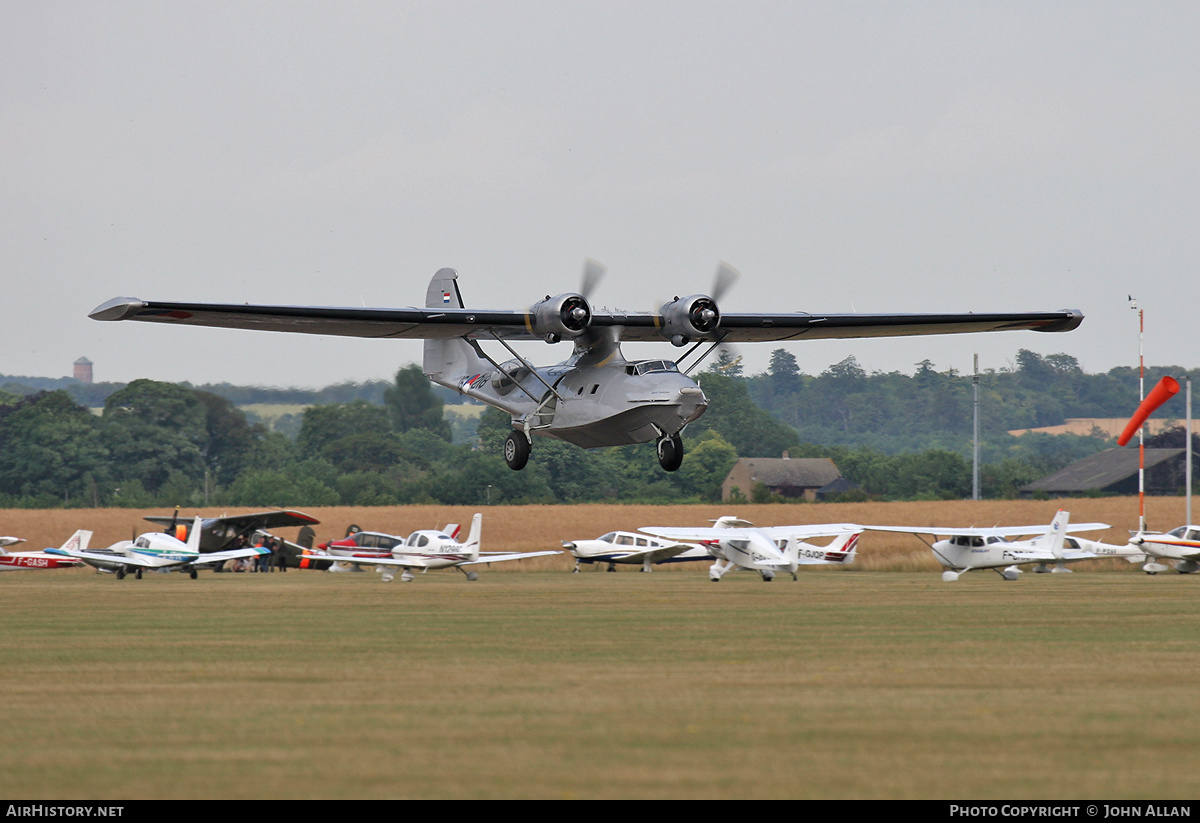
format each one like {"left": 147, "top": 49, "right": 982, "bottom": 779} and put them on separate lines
{"left": 656, "top": 432, "right": 684, "bottom": 472}
{"left": 504, "top": 431, "right": 531, "bottom": 470}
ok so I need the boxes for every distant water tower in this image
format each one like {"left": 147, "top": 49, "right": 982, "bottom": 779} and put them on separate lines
{"left": 74, "top": 357, "right": 93, "bottom": 384}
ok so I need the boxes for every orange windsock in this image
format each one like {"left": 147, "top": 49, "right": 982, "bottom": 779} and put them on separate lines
{"left": 1118, "top": 376, "right": 1180, "bottom": 446}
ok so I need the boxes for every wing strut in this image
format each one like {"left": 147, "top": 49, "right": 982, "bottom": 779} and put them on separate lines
{"left": 486, "top": 332, "right": 568, "bottom": 403}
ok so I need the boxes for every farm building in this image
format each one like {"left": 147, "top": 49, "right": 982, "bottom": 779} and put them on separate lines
{"left": 721, "top": 454, "right": 852, "bottom": 502}
{"left": 1020, "top": 447, "right": 1193, "bottom": 498}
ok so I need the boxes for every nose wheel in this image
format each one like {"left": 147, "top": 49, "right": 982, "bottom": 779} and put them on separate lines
{"left": 504, "top": 430, "right": 531, "bottom": 470}
{"left": 656, "top": 432, "right": 684, "bottom": 471}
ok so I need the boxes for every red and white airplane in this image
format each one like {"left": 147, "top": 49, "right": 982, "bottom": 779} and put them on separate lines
{"left": 299, "top": 513, "right": 559, "bottom": 582}
{"left": 0, "top": 531, "right": 88, "bottom": 572}
{"left": 1126, "top": 525, "right": 1200, "bottom": 575}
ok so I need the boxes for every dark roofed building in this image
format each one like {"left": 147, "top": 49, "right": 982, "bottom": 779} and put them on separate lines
{"left": 1020, "top": 447, "right": 1190, "bottom": 498}
{"left": 721, "top": 454, "right": 850, "bottom": 502}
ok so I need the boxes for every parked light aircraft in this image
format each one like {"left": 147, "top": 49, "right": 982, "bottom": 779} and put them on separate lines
{"left": 90, "top": 263, "right": 1083, "bottom": 471}
{"left": 298, "top": 513, "right": 559, "bottom": 582}
{"left": 142, "top": 509, "right": 320, "bottom": 553}
{"left": 640, "top": 517, "right": 862, "bottom": 581}
{"left": 866, "top": 510, "right": 1122, "bottom": 581}
{"left": 561, "top": 531, "right": 711, "bottom": 573}
{"left": 51, "top": 516, "right": 268, "bottom": 579}
{"left": 1126, "top": 526, "right": 1200, "bottom": 574}
{"left": 0, "top": 531, "right": 87, "bottom": 572}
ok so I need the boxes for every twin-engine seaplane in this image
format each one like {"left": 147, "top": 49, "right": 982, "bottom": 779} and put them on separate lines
{"left": 297, "top": 513, "right": 558, "bottom": 582}
{"left": 866, "top": 510, "right": 1128, "bottom": 581}
{"left": 640, "top": 516, "right": 862, "bottom": 581}
{"left": 50, "top": 516, "right": 269, "bottom": 579}
{"left": 89, "top": 262, "right": 1084, "bottom": 471}
{"left": 0, "top": 531, "right": 87, "bottom": 572}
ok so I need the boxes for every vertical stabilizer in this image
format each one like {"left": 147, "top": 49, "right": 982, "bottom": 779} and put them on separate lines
{"left": 62, "top": 530, "right": 92, "bottom": 554}
{"left": 1034, "top": 510, "right": 1071, "bottom": 558}
{"left": 422, "top": 268, "right": 488, "bottom": 384}
{"left": 464, "top": 513, "right": 482, "bottom": 562}
{"left": 186, "top": 516, "right": 204, "bottom": 553}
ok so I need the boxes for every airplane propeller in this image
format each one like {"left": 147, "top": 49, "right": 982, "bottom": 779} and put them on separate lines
{"left": 580, "top": 258, "right": 606, "bottom": 300}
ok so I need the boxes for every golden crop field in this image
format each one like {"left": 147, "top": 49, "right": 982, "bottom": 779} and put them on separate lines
{"left": 2, "top": 498, "right": 1198, "bottom": 799}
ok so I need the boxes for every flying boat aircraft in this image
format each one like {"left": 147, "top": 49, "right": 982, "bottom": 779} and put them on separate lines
{"left": 297, "top": 513, "right": 559, "bottom": 582}
{"left": 561, "top": 530, "right": 711, "bottom": 572}
{"left": 640, "top": 516, "right": 862, "bottom": 581}
{"left": 866, "top": 510, "right": 1129, "bottom": 581}
{"left": 89, "top": 263, "right": 1083, "bottom": 471}
{"left": 0, "top": 531, "right": 88, "bottom": 572}
{"left": 51, "top": 516, "right": 268, "bottom": 579}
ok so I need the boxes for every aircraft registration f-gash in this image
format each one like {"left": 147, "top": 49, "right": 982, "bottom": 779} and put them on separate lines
{"left": 0, "top": 531, "right": 87, "bottom": 572}
{"left": 51, "top": 516, "right": 268, "bottom": 579}
{"left": 90, "top": 262, "right": 1084, "bottom": 471}
{"left": 866, "top": 510, "right": 1129, "bottom": 582}
{"left": 640, "top": 516, "right": 862, "bottom": 581}
{"left": 297, "top": 513, "right": 559, "bottom": 582}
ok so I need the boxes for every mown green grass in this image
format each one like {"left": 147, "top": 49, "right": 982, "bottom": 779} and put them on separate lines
{"left": 2, "top": 569, "right": 1198, "bottom": 799}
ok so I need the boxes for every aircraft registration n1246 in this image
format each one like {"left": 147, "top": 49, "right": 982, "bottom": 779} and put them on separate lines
{"left": 90, "top": 262, "right": 1083, "bottom": 471}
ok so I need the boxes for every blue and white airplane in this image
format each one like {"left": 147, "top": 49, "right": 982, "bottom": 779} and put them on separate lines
{"left": 51, "top": 516, "right": 268, "bottom": 579}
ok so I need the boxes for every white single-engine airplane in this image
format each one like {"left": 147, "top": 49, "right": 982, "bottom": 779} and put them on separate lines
{"left": 51, "top": 516, "right": 269, "bottom": 579}
{"left": 0, "top": 531, "right": 88, "bottom": 572}
{"left": 1125, "top": 526, "right": 1200, "bottom": 575}
{"left": 867, "top": 510, "right": 1126, "bottom": 581}
{"left": 298, "top": 513, "right": 558, "bottom": 582}
{"left": 90, "top": 263, "right": 1083, "bottom": 471}
{"left": 640, "top": 516, "right": 862, "bottom": 581}
{"left": 561, "top": 530, "right": 712, "bottom": 573}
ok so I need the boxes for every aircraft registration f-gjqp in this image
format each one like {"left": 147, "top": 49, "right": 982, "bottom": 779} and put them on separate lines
{"left": 90, "top": 263, "right": 1083, "bottom": 471}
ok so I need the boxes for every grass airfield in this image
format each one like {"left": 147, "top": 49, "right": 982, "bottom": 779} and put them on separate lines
{"left": 3, "top": 560, "right": 1200, "bottom": 799}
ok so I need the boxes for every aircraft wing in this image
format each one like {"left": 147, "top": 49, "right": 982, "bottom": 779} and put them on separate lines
{"left": 91, "top": 298, "right": 1083, "bottom": 344}
{"left": 639, "top": 524, "right": 860, "bottom": 542}
{"left": 864, "top": 523, "right": 1109, "bottom": 538}
{"left": 58, "top": 549, "right": 170, "bottom": 569}
{"left": 192, "top": 547, "right": 270, "bottom": 566}
{"left": 460, "top": 550, "right": 561, "bottom": 566}
{"left": 0, "top": 537, "right": 25, "bottom": 549}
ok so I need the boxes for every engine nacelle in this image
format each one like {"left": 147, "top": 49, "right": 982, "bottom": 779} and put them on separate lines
{"left": 528, "top": 293, "right": 592, "bottom": 343}
{"left": 657, "top": 294, "right": 721, "bottom": 346}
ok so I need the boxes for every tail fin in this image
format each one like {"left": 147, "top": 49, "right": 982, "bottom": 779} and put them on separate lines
{"left": 1033, "top": 510, "right": 1070, "bottom": 558}
{"left": 824, "top": 532, "right": 860, "bottom": 564}
{"left": 186, "top": 516, "right": 204, "bottom": 553}
{"left": 422, "top": 268, "right": 488, "bottom": 384}
{"left": 60, "top": 530, "right": 92, "bottom": 554}
{"left": 463, "top": 513, "right": 482, "bottom": 562}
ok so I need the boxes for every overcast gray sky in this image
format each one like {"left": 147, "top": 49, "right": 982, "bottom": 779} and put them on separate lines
{"left": 4, "top": 1, "right": 1197, "bottom": 388}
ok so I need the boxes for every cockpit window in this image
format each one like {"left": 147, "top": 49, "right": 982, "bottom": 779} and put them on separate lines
{"left": 627, "top": 360, "right": 680, "bottom": 376}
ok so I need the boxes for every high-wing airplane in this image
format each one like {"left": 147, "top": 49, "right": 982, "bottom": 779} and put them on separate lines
{"left": 0, "top": 531, "right": 87, "bottom": 572}
{"left": 51, "top": 516, "right": 268, "bottom": 579}
{"left": 297, "top": 513, "right": 559, "bottom": 582}
{"left": 561, "top": 530, "right": 712, "bottom": 573}
{"left": 142, "top": 509, "right": 320, "bottom": 553}
{"left": 640, "top": 516, "right": 862, "bottom": 581}
{"left": 1125, "top": 526, "right": 1200, "bottom": 574}
{"left": 90, "top": 264, "right": 1083, "bottom": 470}
{"left": 866, "top": 510, "right": 1128, "bottom": 581}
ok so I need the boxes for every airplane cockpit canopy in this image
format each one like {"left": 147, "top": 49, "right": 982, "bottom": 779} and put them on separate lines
{"left": 626, "top": 359, "right": 680, "bottom": 376}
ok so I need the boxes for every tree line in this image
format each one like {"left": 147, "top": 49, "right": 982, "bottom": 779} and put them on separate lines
{"left": 0, "top": 350, "right": 1185, "bottom": 508}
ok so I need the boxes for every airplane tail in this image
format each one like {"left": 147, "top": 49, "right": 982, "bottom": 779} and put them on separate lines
{"left": 185, "top": 516, "right": 204, "bottom": 553}
{"left": 60, "top": 529, "right": 92, "bottom": 554}
{"left": 823, "top": 532, "right": 860, "bottom": 564}
{"left": 422, "top": 268, "right": 490, "bottom": 389}
{"left": 464, "top": 513, "right": 482, "bottom": 562}
{"left": 1032, "top": 510, "right": 1070, "bottom": 558}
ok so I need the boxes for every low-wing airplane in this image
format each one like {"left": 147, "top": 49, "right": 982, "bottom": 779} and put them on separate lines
{"left": 142, "top": 509, "right": 320, "bottom": 553}
{"left": 89, "top": 262, "right": 1083, "bottom": 471}
{"left": 640, "top": 516, "right": 862, "bottom": 581}
{"left": 1126, "top": 525, "right": 1200, "bottom": 574}
{"left": 51, "top": 516, "right": 269, "bottom": 579}
{"left": 0, "top": 531, "right": 88, "bottom": 572}
{"left": 298, "top": 513, "right": 559, "bottom": 582}
{"left": 866, "top": 510, "right": 1125, "bottom": 581}
{"left": 561, "top": 530, "right": 711, "bottom": 573}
